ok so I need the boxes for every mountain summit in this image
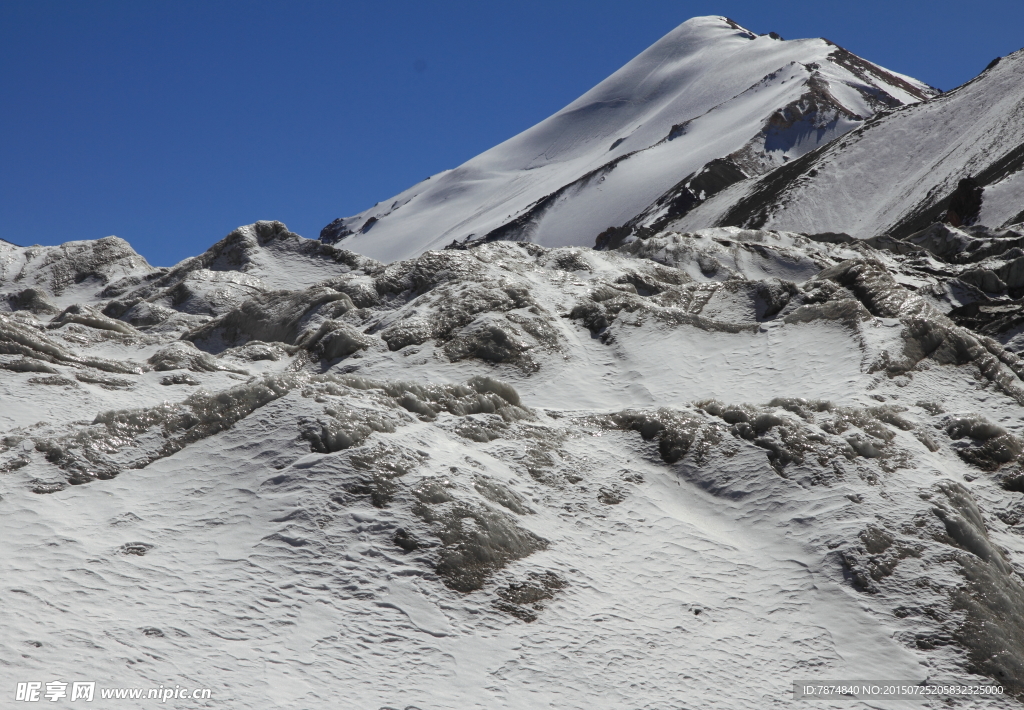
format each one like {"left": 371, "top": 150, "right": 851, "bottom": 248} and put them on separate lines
{"left": 320, "top": 16, "right": 934, "bottom": 261}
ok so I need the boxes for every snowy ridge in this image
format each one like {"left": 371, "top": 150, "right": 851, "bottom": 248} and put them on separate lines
{"left": 675, "top": 48, "right": 1024, "bottom": 238}
{"left": 321, "top": 16, "right": 933, "bottom": 262}
{"left": 0, "top": 237, "right": 154, "bottom": 311}
{"left": 5, "top": 219, "right": 1024, "bottom": 707}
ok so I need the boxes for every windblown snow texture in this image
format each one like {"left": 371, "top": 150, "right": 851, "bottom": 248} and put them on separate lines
{"left": 5, "top": 216, "right": 1024, "bottom": 708}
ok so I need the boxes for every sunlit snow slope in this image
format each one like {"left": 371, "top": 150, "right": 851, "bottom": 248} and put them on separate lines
{"left": 677, "top": 48, "right": 1024, "bottom": 238}
{"left": 321, "top": 16, "right": 933, "bottom": 262}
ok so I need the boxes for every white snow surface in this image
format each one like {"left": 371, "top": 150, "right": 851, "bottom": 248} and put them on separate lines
{"left": 329, "top": 16, "right": 933, "bottom": 262}
{"left": 981, "top": 168, "right": 1024, "bottom": 229}
{"left": 4, "top": 222, "right": 1024, "bottom": 708}
{"left": 678, "top": 48, "right": 1024, "bottom": 237}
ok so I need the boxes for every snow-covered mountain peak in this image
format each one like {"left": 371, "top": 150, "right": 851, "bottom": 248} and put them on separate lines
{"left": 320, "top": 16, "right": 935, "bottom": 262}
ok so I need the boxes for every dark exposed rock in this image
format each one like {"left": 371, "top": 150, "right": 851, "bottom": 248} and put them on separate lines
{"left": 932, "top": 482, "right": 1024, "bottom": 693}
{"left": 393, "top": 528, "right": 420, "bottom": 551}
{"left": 493, "top": 571, "right": 567, "bottom": 622}
{"left": 423, "top": 499, "right": 547, "bottom": 593}
{"left": 825, "top": 44, "right": 934, "bottom": 102}
{"left": 4, "top": 237, "right": 154, "bottom": 298}
{"left": 28, "top": 375, "right": 77, "bottom": 387}
{"left": 160, "top": 373, "right": 200, "bottom": 386}
{"left": 944, "top": 177, "right": 984, "bottom": 228}
{"left": 595, "top": 159, "right": 748, "bottom": 250}
{"left": 319, "top": 217, "right": 353, "bottom": 244}
{"left": 49, "top": 304, "right": 137, "bottom": 335}
{"left": 2, "top": 358, "right": 58, "bottom": 374}
{"left": 75, "top": 373, "right": 135, "bottom": 389}
{"left": 597, "top": 487, "right": 626, "bottom": 504}
{"left": 148, "top": 341, "right": 247, "bottom": 374}
{"left": 5, "top": 288, "right": 58, "bottom": 315}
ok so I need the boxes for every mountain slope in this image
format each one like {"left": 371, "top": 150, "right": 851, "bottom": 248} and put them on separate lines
{"left": 321, "top": 16, "right": 933, "bottom": 262}
{"left": 5, "top": 222, "right": 1024, "bottom": 706}
{"left": 673, "top": 47, "right": 1024, "bottom": 237}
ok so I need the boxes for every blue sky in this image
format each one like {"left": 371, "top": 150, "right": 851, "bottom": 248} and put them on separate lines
{"left": 2, "top": 0, "right": 1022, "bottom": 266}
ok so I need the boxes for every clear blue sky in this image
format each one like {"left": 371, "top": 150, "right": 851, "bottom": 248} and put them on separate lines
{"left": 2, "top": 0, "right": 1022, "bottom": 266}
